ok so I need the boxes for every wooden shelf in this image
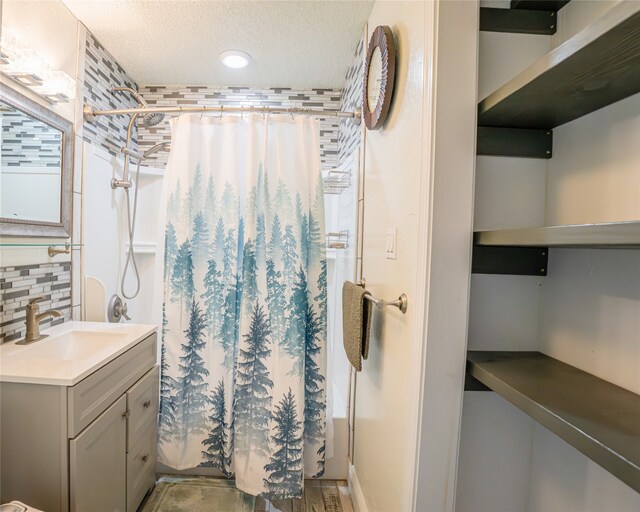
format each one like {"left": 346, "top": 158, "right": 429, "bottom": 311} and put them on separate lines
{"left": 474, "top": 220, "right": 640, "bottom": 248}
{"left": 467, "top": 351, "right": 640, "bottom": 492}
{"left": 478, "top": 2, "right": 640, "bottom": 129}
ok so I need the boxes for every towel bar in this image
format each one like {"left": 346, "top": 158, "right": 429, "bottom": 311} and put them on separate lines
{"left": 355, "top": 281, "right": 408, "bottom": 314}
{"left": 364, "top": 293, "right": 408, "bottom": 314}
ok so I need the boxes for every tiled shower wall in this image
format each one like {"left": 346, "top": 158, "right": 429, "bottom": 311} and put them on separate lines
{"left": 0, "top": 262, "right": 72, "bottom": 343}
{"left": 137, "top": 86, "right": 341, "bottom": 171}
{"left": 338, "top": 34, "right": 365, "bottom": 165}
{"left": 83, "top": 31, "right": 140, "bottom": 156}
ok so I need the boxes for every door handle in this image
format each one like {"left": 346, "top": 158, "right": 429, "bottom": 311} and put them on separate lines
{"left": 143, "top": 400, "right": 151, "bottom": 409}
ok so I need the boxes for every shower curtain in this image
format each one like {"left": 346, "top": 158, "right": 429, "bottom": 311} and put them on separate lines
{"left": 158, "top": 114, "right": 327, "bottom": 499}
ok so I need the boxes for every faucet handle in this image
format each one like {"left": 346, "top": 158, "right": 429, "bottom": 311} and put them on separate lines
{"left": 27, "top": 296, "right": 45, "bottom": 308}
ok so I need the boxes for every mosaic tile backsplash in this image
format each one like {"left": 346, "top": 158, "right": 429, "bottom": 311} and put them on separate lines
{"left": 339, "top": 34, "right": 365, "bottom": 166}
{"left": 83, "top": 31, "right": 140, "bottom": 156}
{"left": 137, "top": 85, "right": 341, "bottom": 170}
{"left": 0, "top": 262, "right": 72, "bottom": 343}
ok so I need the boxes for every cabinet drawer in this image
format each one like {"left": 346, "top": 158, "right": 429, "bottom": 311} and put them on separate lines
{"left": 127, "top": 365, "right": 159, "bottom": 449}
{"left": 126, "top": 422, "right": 156, "bottom": 512}
{"left": 67, "top": 333, "right": 157, "bottom": 438}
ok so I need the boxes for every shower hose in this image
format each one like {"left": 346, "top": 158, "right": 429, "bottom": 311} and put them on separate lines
{"left": 121, "top": 160, "right": 142, "bottom": 300}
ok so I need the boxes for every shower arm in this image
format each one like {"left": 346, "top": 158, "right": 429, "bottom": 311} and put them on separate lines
{"left": 84, "top": 104, "right": 363, "bottom": 124}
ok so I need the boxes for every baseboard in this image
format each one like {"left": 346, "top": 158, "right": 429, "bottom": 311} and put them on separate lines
{"left": 322, "top": 416, "right": 349, "bottom": 480}
{"left": 348, "top": 464, "right": 368, "bottom": 512}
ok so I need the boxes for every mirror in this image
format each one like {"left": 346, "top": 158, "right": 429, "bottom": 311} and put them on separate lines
{"left": 0, "top": 86, "right": 73, "bottom": 238}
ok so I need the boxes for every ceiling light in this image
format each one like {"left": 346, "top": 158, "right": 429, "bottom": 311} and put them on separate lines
{"left": 220, "top": 50, "right": 251, "bottom": 69}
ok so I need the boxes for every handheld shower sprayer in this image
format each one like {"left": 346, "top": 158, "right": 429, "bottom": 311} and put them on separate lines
{"left": 108, "top": 87, "right": 167, "bottom": 303}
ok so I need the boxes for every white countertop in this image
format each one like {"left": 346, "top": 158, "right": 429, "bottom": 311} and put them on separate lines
{"left": 0, "top": 321, "right": 157, "bottom": 386}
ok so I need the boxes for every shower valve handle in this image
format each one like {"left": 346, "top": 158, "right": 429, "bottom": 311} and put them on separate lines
{"left": 108, "top": 294, "right": 131, "bottom": 323}
{"left": 120, "top": 302, "right": 131, "bottom": 321}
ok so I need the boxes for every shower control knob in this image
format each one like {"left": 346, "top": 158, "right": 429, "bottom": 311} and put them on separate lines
{"left": 108, "top": 294, "right": 131, "bottom": 323}
{"left": 120, "top": 302, "right": 131, "bottom": 321}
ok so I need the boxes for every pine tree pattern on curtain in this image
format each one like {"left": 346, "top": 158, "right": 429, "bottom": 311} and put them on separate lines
{"left": 158, "top": 114, "right": 327, "bottom": 498}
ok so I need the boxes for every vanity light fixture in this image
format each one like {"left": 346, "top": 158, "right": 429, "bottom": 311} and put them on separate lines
{"left": 220, "top": 50, "right": 251, "bottom": 69}
{"left": 0, "top": 27, "right": 75, "bottom": 103}
{"left": 0, "top": 29, "right": 19, "bottom": 65}
{"left": 34, "top": 69, "right": 75, "bottom": 103}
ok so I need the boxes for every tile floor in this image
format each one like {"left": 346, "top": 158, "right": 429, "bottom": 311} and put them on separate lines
{"left": 255, "top": 479, "right": 353, "bottom": 512}
{"left": 141, "top": 477, "right": 353, "bottom": 512}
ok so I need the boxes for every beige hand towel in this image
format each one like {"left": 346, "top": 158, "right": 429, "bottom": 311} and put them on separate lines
{"left": 342, "top": 281, "right": 373, "bottom": 371}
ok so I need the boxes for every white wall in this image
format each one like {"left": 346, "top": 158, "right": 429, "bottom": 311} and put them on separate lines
{"left": 82, "top": 143, "right": 163, "bottom": 324}
{"left": 351, "top": 1, "right": 478, "bottom": 511}
{"left": 457, "top": 1, "right": 640, "bottom": 510}
{"left": 351, "top": 2, "right": 428, "bottom": 509}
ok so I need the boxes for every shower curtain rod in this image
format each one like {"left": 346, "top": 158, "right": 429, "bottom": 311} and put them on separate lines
{"left": 83, "top": 104, "right": 362, "bottom": 124}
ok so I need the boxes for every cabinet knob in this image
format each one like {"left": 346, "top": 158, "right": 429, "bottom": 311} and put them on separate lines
{"left": 141, "top": 454, "right": 149, "bottom": 463}
{"left": 122, "top": 410, "right": 130, "bottom": 419}
{"left": 143, "top": 400, "right": 151, "bottom": 409}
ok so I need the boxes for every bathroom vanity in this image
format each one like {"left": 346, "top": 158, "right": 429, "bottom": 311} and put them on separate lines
{"left": 0, "top": 322, "right": 158, "bottom": 512}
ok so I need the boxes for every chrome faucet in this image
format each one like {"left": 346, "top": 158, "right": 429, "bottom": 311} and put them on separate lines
{"left": 17, "top": 297, "right": 62, "bottom": 345}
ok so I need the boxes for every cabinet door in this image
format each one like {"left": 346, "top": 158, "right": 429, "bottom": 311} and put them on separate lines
{"left": 70, "top": 395, "right": 127, "bottom": 512}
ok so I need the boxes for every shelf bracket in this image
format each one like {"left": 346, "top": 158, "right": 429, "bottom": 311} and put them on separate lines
{"left": 472, "top": 245, "right": 548, "bottom": 276}
{"left": 477, "top": 126, "right": 552, "bottom": 159}
{"left": 480, "top": 7, "right": 558, "bottom": 35}
{"left": 510, "top": 0, "right": 570, "bottom": 11}
{"left": 464, "top": 373, "right": 491, "bottom": 392}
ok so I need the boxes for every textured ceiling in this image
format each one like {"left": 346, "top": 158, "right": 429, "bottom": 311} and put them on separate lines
{"left": 61, "top": 0, "right": 374, "bottom": 88}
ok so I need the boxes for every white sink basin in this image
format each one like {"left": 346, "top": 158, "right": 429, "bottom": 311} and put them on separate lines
{"left": 0, "top": 321, "right": 156, "bottom": 386}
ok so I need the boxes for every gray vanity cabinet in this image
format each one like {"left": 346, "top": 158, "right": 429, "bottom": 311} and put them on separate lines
{"left": 0, "top": 332, "right": 159, "bottom": 512}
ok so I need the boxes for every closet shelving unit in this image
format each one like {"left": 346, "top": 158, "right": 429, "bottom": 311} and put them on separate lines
{"left": 469, "top": 1, "right": 640, "bottom": 494}
{"left": 477, "top": 1, "right": 640, "bottom": 157}
{"left": 475, "top": 220, "right": 640, "bottom": 248}
{"left": 467, "top": 352, "right": 640, "bottom": 492}
{"left": 479, "top": 0, "right": 570, "bottom": 36}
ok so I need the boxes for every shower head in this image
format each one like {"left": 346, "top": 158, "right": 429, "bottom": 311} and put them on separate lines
{"left": 111, "top": 86, "right": 165, "bottom": 127}
{"left": 143, "top": 111, "right": 165, "bottom": 127}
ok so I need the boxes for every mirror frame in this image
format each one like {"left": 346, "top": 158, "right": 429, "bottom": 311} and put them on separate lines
{"left": 1, "top": 85, "right": 73, "bottom": 238}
